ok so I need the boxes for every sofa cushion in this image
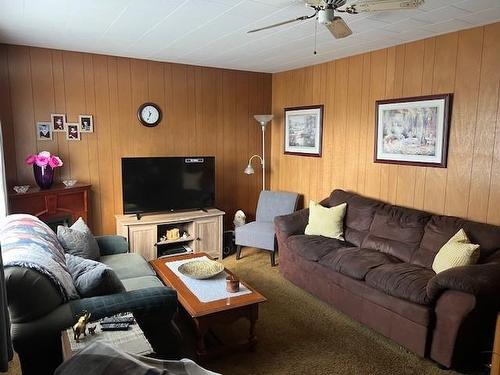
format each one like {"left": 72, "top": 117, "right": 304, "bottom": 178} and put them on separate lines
{"left": 320, "top": 247, "right": 400, "bottom": 280}
{"left": 365, "top": 263, "right": 435, "bottom": 305}
{"left": 305, "top": 201, "right": 347, "bottom": 240}
{"left": 121, "top": 276, "right": 165, "bottom": 292}
{"left": 57, "top": 218, "right": 100, "bottom": 261}
{"left": 432, "top": 229, "right": 480, "bottom": 274}
{"left": 286, "top": 235, "right": 352, "bottom": 262}
{"left": 412, "top": 215, "right": 465, "bottom": 268}
{"left": 65, "top": 254, "right": 125, "bottom": 298}
{"left": 361, "top": 206, "right": 431, "bottom": 262}
{"left": 99, "top": 253, "right": 155, "bottom": 280}
{"left": 328, "top": 189, "right": 385, "bottom": 246}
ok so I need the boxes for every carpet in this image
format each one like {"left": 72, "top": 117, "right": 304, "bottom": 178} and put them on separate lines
{"left": 202, "top": 248, "right": 486, "bottom": 375}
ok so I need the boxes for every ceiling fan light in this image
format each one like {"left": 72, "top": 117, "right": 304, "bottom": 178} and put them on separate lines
{"left": 326, "top": 17, "right": 353, "bottom": 39}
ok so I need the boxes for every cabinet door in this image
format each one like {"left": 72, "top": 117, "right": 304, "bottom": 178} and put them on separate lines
{"left": 128, "top": 225, "right": 156, "bottom": 261}
{"left": 195, "top": 218, "right": 221, "bottom": 259}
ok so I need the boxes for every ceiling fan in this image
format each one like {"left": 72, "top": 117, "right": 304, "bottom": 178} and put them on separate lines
{"left": 247, "top": 0, "right": 425, "bottom": 39}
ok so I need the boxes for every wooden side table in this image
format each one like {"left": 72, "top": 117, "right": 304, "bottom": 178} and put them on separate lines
{"left": 492, "top": 313, "right": 500, "bottom": 375}
{"left": 8, "top": 183, "right": 91, "bottom": 228}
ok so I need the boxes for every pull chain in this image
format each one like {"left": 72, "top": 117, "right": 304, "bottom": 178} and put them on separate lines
{"left": 314, "top": 16, "right": 318, "bottom": 55}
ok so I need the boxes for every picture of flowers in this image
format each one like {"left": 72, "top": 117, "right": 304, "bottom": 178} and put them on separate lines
{"left": 375, "top": 94, "right": 452, "bottom": 168}
{"left": 284, "top": 105, "right": 323, "bottom": 157}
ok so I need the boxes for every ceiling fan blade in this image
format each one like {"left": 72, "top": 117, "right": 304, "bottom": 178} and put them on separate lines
{"left": 303, "top": 0, "right": 325, "bottom": 6}
{"left": 247, "top": 14, "right": 314, "bottom": 34}
{"left": 325, "top": 17, "right": 352, "bottom": 39}
{"left": 346, "top": 0, "right": 424, "bottom": 13}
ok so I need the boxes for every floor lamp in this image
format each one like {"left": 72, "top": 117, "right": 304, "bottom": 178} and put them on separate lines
{"left": 244, "top": 114, "right": 273, "bottom": 191}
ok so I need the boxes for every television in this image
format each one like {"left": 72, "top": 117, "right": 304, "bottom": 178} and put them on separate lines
{"left": 121, "top": 157, "right": 215, "bottom": 215}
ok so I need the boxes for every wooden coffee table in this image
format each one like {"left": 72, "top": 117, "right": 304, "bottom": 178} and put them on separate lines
{"left": 150, "top": 253, "right": 267, "bottom": 360}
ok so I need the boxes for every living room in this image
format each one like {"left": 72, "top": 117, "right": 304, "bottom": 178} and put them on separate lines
{"left": 1, "top": 0, "right": 500, "bottom": 374}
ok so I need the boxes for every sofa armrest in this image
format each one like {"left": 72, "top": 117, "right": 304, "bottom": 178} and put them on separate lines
{"left": 274, "top": 208, "right": 309, "bottom": 240}
{"left": 427, "top": 257, "right": 500, "bottom": 302}
{"left": 95, "top": 235, "right": 129, "bottom": 256}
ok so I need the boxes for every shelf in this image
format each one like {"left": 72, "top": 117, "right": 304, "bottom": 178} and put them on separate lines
{"left": 155, "top": 236, "right": 195, "bottom": 246}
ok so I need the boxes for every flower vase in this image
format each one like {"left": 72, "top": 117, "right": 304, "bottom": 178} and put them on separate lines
{"left": 33, "top": 165, "right": 54, "bottom": 189}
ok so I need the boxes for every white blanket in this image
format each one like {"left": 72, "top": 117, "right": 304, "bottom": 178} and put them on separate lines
{"left": 165, "top": 256, "right": 252, "bottom": 303}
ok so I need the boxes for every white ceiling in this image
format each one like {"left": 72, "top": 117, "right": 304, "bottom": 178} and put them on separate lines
{"left": 0, "top": 0, "right": 499, "bottom": 73}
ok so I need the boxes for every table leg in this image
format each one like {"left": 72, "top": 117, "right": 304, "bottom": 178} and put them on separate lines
{"left": 248, "top": 304, "right": 258, "bottom": 351}
{"left": 194, "top": 318, "right": 209, "bottom": 358}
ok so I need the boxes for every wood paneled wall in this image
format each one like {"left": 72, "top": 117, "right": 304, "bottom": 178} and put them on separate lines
{"left": 271, "top": 23, "right": 500, "bottom": 226}
{"left": 0, "top": 44, "right": 271, "bottom": 234}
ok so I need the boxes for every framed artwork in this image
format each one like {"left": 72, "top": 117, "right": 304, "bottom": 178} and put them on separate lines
{"left": 36, "top": 122, "right": 52, "bottom": 141}
{"left": 284, "top": 105, "right": 323, "bottom": 157}
{"left": 51, "top": 113, "right": 66, "bottom": 132}
{"left": 79, "top": 114, "right": 93, "bottom": 133}
{"left": 375, "top": 94, "right": 453, "bottom": 168}
{"left": 66, "top": 123, "right": 80, "bottom": 141}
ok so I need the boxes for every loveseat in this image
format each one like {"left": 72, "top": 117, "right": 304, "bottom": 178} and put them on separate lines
{"left": 2, "top": 217, "right": 179, "bottom": 375}
{"left": 275, "top": 189, "right": 500, "bottom": 368}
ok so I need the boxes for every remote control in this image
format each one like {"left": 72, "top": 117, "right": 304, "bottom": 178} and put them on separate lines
{"left": 101, "top": 316, "right": 135, "bottom": 325}
{"left": 100, "top": 323, "right": 130, "bottom": 331}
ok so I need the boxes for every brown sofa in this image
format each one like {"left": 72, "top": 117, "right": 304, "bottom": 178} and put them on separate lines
{"left": 275, "top": 189, "right": 500, "bottom": 368}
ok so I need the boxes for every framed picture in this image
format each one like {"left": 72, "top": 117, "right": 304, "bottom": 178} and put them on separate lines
{"left": 79, "top": 114, "right": 93, "bottom": 133}
{"left": 284, "top": 105, "right": 323, "bottom": 157}
{"left": 36, "top": 122, "right": 52, "bottom": 141}
{"left": 66, "top": 123, "right": 80, "bottom": 141}
{"left": 51, "top": 113, "right": 66, "bottom": 132}
{"left": 375, "top": 94, "right": 453, "bottom": 168}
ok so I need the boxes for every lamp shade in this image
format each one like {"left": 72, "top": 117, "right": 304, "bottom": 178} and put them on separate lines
{"left": 254, "top": 114, "right": 273, "bottom": 124}
{"left": 244, "top": 164, "right": 255, "bottom": 175}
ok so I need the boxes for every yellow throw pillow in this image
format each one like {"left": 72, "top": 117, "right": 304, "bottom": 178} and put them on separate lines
{"left": 305, "top": 201, "right": 347, "bottom": 240}
{"left": 432, "top": 229, "right": 480, "bottom": 274}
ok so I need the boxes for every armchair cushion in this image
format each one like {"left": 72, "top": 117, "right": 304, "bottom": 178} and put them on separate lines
{"left": 57, "top": 218, "right": 100, "bottom": 261}
{"left": 256, "top": 191, "right": 299, "bottom": 222}
{"left": 235, "top": 221, "right": 275, "bottom": 251}
{"left": 95, "top": 235, "right": 129, "bottom": 256}
{"left": 65, "top": 254, "right": 125, "bottom": 298}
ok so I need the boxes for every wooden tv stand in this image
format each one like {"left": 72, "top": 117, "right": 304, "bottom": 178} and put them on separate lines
{"left": 115, "top": 209, "right": 225, "bottom": 261}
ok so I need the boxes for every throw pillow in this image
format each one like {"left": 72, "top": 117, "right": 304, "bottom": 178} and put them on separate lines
{"left": 432, "top": 229, "right": 480, "bottom": 274}
{"left": 65, "top": 254, "right": 125, "bottom": 298}
{"left": 57, "top": 217, "right": 100, "bottom": 260}
{"left": 305, "top": 201, "right": 347, "bottom": 240}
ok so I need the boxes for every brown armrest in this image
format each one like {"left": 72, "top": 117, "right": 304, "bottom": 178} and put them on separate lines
{"left": 427, "top": 253, "right": 500, "bottom": 301}
{"left": 274, "top": 208, "right": 309, "bottom": 240}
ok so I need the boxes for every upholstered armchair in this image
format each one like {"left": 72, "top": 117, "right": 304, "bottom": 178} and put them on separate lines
{"left": 235, "top": 190, "right": 299, "bottom": 266}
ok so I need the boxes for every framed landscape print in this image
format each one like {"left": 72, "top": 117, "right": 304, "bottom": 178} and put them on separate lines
{"left": 284, "top": 105, "right": 323, "bottom": 157}
{"left": 375, "top": 94, "right": 452, "bottom": 168}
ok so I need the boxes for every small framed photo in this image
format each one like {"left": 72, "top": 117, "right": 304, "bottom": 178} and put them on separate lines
{"left": 79, "top": 115, "right": 93, "bottom": 133}
{"left": 37, "top": 122, "right": 53, "bottom": 141}
{"left": 51, "top": 113, "right": 66, "bottom": 132}
{"left": 375, "top": 94, "right": 453, "bottom": 168}
{"left": 66, "top": 123, "right": 80, "bottom": 141}
{"left": 284, "top": 105, "right": 323, "bottom": 157}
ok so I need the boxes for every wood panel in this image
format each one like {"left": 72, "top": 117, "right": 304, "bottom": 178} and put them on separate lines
{"left": 271, "top": 22, "right": 500, "bottom": 226}
{"left": 1, "top": 45, "right": 271, "bottom": 234}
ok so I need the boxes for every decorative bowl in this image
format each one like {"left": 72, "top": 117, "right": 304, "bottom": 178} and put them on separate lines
{"left": 178, "top": 260, "right": 224, "bottom": 280}
{"left": 13, "top": 185, "right": 30, "bottom": 194}
{"left": 62, "top": 179, "right": 77, "bottom": 187}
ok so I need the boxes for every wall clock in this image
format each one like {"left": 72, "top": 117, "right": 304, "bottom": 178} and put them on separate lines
{"left": 138, "top": 102, "right": 162, "bottom": 127}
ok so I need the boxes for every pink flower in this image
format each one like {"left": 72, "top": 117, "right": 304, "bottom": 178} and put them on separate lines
{"left": 35, "top": 155, "right": 49, "bottom": 167}
{"left": 48, "top": 156, "right": 63, "bottom": 168}
{"left": 38, "top": 151, "right": 51, "bottom": 158}
{"left": 25, "top": 155, "right": 36, "bottom": 165}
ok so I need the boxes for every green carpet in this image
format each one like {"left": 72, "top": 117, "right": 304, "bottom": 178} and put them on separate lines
{"left": 202, "top": 248, "right": 469, "bottom": 375}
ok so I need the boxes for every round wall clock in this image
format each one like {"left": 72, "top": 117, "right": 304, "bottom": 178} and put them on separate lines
{"left": 137, "top": 102, "right": 162, "bottom": 127}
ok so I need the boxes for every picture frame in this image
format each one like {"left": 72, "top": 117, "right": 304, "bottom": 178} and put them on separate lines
{"left": 284, "top": 105, "right": 323, "bottom": 157}
{"left": 36, "top": 122, "right": 53, "bottom": 141}
{"left": 51, "top": 113, "right": 66, "bottom": 132}
{"left": 66, "top": 123, "right": 80, "bottom": 141}
{"left": 79, "top": 114, "right": 93, "bottom": 133}
{"left": 374, "top": 94, "right": 453, "bottom": 168}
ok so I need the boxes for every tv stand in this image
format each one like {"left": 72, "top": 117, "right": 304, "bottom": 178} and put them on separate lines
{"left": 200, "top": 207, "right": 208, "bottom": 213}
{"left": 116, "top": 208, "right": 225, "bottom": 261}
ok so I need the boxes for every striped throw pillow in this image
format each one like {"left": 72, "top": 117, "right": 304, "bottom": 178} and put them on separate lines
{"left": 432, "top": 229, "right": 480, "bottom": 274}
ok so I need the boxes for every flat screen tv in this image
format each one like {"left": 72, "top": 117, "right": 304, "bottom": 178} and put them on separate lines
{"left": 122, "top": 156, "right": 215, "bottom": 215}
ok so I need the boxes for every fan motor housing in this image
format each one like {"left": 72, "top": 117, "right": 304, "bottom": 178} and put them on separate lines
{"left": 318, "top": 8, "right": 336, "bottom": 25}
